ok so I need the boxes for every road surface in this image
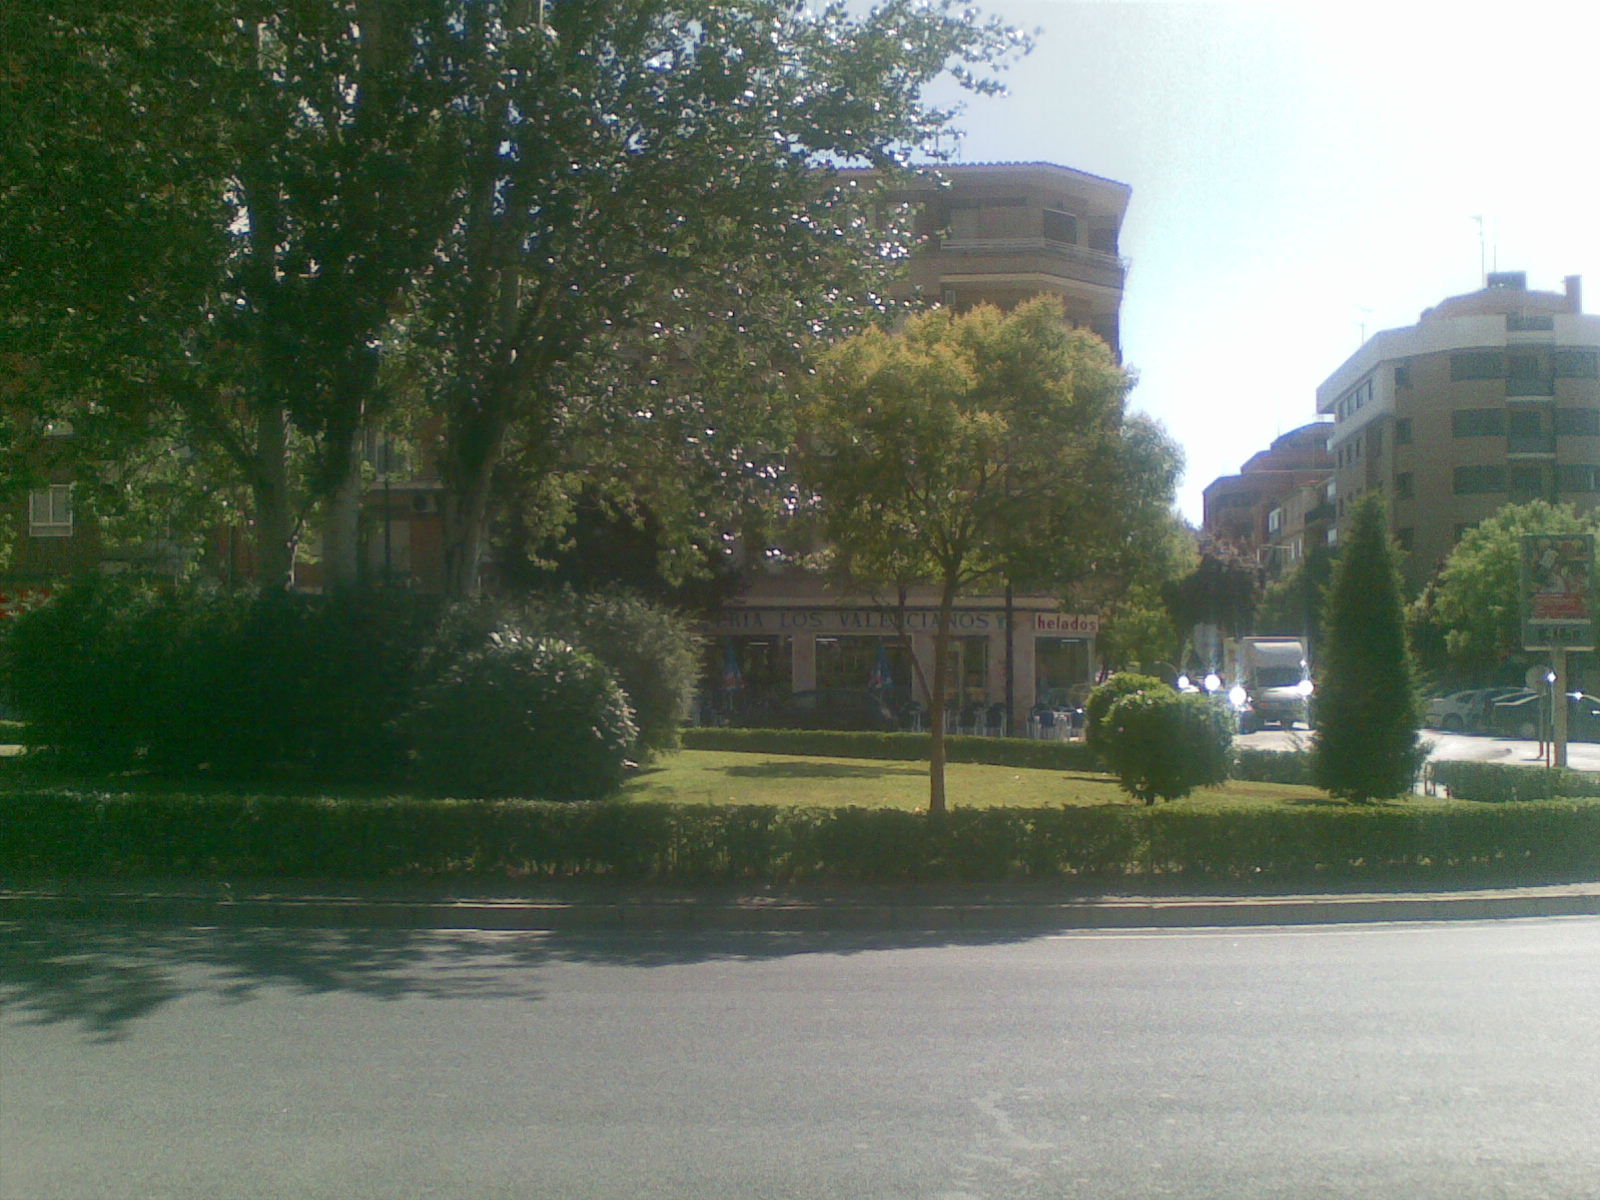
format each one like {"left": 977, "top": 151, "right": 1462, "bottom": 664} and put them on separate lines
{"left": 5, "top": 916, "right": 1599, "bottom": 1199}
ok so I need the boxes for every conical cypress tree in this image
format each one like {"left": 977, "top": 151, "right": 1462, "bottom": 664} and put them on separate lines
{"left": 1312, "top": 492, "right": 1422, "bottom": 801}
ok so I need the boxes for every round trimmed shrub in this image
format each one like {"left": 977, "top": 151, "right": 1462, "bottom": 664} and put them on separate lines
{"left": 407, "top": 630, "right": 637, "bottom": 800}
{"left": 1099, "top": 689, "right": 1234, "bottom": 803}
{"left": 1084, "top": 672, "right": 1171, "bottom": 759}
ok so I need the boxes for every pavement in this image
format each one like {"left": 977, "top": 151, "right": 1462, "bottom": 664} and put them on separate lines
{"left": 5, "top": 875, "right": 1600, "bottom": 933}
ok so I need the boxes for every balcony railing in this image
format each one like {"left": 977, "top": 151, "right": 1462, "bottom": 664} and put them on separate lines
{"left": 937, "top": 237, "right": 1128, "bottom": 274}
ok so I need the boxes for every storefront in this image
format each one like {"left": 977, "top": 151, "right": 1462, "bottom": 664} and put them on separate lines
{"left": 703, "top": 595, "right": 1099, "bottom": 728}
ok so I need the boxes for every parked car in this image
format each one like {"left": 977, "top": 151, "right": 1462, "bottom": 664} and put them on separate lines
{"left": 1486, "top": 689, "right": 1600, "bottom": 741}
{"left": 1423, "top": 687, "right": 1524, "bottom": 733}
{"left": 736, "top": 688, "right": 899, "bottom": 732}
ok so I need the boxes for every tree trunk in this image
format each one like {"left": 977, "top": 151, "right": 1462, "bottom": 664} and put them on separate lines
{"left": 442, "top": 439, "right": 499, "bottom": 599}
{"left": 928, "top": 575, "right": 958, "bottom": 815}
{"left": 251, "top": 401, "right": 296, "bottom": 590}
{"left": 321, "top": 431, "right": 365, "bottom": 592}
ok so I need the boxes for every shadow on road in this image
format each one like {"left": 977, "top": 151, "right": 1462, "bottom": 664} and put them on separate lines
{"left": 0, "top": 918, "right": 1036, "bottom": 1043}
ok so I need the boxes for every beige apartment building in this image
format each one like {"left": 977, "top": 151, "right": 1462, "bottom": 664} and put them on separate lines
{"left": 708, "top": 161, "right": 1131, "bottom": 724}
{"left": 1201, "top": 422, "right": 1334, "bottom": 565}
{"left": 1317, "top": 272, "right": 1600, "bottom": 592}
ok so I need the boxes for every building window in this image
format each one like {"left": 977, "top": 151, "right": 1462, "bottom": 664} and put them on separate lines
{"left": 1395, "top": 417, "right": 1413, "bottom": 446}
{"left": 1507, "top": 354, "right": 1542, "bottom": 380}
{"left": 1041, "top": 209, "right": 1079, "bottom": 244}
{"left": 1554, "top": 349, "right": 1600, "bottom": 379}
{"left": 1452, "top": 408, "right": 1505, "bottom": 437}
{"left": 1267, "top": 508, "right": 1282, "bottom": 533}
{"left": 27, "top": 485, "right": 73, "bottom": 537}
{"left": 1555, "top": 407, "right": 1600, "bottom": 437}
{"left": 1451, "top": 351, "right": 1505, "bottom": 380}
{"left": 1509, "top": 465, "right": 1545, "bottom": 501}
{"left": 1453, "top": 465, "right": 1505, "bottom": 494}
{"left": 1395, "top": 472, "right": 1413, "bottom": 499}
{"left": 1395, "top": 365, "right": 1411, "bottom": 389}
{"left": 1557, "top": 464, "right": 1600, "bottom": 493}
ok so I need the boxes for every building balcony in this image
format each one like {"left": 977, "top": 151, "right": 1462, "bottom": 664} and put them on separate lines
{"left": 936, "top": 237, "right": 1128, "bottom": 282}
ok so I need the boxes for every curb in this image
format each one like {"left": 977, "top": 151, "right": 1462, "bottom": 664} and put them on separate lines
{"left": 5, "top": 885, "right": 1600, "bottom": 933}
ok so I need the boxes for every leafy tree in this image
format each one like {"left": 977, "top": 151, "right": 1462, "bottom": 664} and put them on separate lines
{"left": 1312, "top": 493, "right": 1421, "bottom": 801}
{"left": 1099, "top": 689, "right": 1233, "bottom": 804}
{"left": 1162, "top": 544, "right": 1262, "bottom": 666}
{"left": 421, "top": 0, "right": 1026, "bottom": 597}
{"left": 1421, "top": 501, "right": 1600, "bottom": 677}
{"left": 1255, "top": 543, "right": 1333, "bottom": 649}
{"left": 797, "top": 297, "right": 1166, "bottom": 813}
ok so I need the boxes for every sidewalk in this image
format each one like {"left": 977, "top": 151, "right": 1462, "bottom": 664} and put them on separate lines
{"left": 5, "top": 876, "right": 1600, "bottom": 933}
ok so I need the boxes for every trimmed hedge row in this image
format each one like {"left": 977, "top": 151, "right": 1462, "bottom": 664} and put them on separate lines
{"left": 1430, "top": 759, "right": 1600, "bottom": 803}
{"left": 6, "top": 790, "right": 1599, "bottom": 884}
{"left": 681, "top": 727, "right": 1105, "bottom": 772}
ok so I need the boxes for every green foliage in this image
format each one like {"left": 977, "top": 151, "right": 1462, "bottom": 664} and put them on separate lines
{"left": 797, "top": 297, "right": 1162, "bottom": 812}
{"left": 1096, "top": 582, "right": 1184, "bottom": 675}
{"left": 1230, "top": 748, "right": 1315, "bottom": 785}
{"left": 1255, "top": 544, "right": 1333, "bottom": 645}
{"left": 522, "top": 591, "right": 699, "bottom": 760}
{"left": 7, "top": 787, "right": 1600, "bottom": 886}
{"left": 1423, "top": 501, "right": 1600, "bottom": 674}
{"left": 1098, "top": 690, "right": 1234, "bottom": 803}
{"left": 1083, "top": 672, "right": 1170, "bottom": 756}
{"left": 682, "top": 726, "right": 1104, "bottom": 771}
{"left": 1428, "top": 760, "right": 1600, "bottom": 803}
{"left": 1162, "top": 548, "right": 1263, "bottom": 645}
{"left": 0, "top": 577, "right": 440, "bottom": 779}
{"left": 1313, "top": 494, "right": 1424, "bottom": 800}
{"left": 406, "top": 630, "right": 637, "bottom": 801}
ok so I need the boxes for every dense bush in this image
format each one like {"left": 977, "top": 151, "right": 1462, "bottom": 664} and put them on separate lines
{"left": 524, "top": 590, "right": 698, "bottom": 760}
{"left": 406, "top": 630, "right": 637, "bottom": 800}
{"left": 1230, "top": 747, "right": 1315, "bottom": 785}
{"left": 1429, "top": 760, "right": 1600, "bottom": 803}
{"left": 1083, "top": 672, "right": 1169, "bottom": 756}
{"left": 681, "top": 726, "right": 1105, "bottom": 771}
{"left": 5, "top": 787, "right": 1599, "bottom": 885}
{"left": 0, "top": 577, "right": 439, "bottom": 780}
{"left": 1098, "top": 690, "right": 1234, "bottom": 803}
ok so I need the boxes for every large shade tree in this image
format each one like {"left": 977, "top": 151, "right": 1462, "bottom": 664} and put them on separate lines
{"left": 4, "top": 0, "right": 1025, "bottom": 594}
{"left": 1415, "top": 500, "right": 1600, "bottom": 679}
{"left": 797, "top": 297, "right": 1179, "bottom": 814}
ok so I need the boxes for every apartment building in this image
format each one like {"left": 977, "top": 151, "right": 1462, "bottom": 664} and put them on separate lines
{"left": 882, "top": 161, "right": 1130, "bottom": 357}
{"left": 1317, "top": 272, "right": 1600, "bottom": 592}
{"left": 712, "top": 162, "right": 1131, "bottom": 722}
{"left": 1200, "top": 421, "right": 1334, "bottom": 567}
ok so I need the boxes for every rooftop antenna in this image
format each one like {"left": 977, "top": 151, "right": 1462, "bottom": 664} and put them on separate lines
{"left": 1471, "top": 215, "right": 1485, "bottom": 284}
{"left": 1357, "top": 305, "right": 1372, "bottom": 345}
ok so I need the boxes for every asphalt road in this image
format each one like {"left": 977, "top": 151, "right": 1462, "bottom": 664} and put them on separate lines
{"left": 5, "top": 916, "right": 1599, "bottom": 1199}
{"left": 1240, "top": 725, "right": 1600, "bottom": 771}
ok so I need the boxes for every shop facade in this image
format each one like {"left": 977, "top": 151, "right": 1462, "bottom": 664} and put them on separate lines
{"left": 703, "top": 585, "right": 1099, "bottom": 731}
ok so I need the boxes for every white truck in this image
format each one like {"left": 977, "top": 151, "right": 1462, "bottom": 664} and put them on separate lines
{"left": 1222, "top": 637, "right": 1313, "bottom": 732}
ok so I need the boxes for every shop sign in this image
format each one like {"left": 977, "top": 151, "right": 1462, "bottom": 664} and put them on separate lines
{"left": 709, "top": 607, "right": 1011, "bottom": 635}
{"left": 1033, "top": 612, "right": 1099, "bottom": 635}
{"left": 1520, "top": 534, "right": 1596, "bottom": 650}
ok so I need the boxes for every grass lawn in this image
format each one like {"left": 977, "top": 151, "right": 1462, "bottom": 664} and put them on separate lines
{"left": 622, "top": 749, "right": 1434, "bottom": 812}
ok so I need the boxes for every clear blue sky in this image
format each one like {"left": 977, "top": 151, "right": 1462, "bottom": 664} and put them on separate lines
{"left": 934, "top": 0, "right": 1600, "bottom": 522}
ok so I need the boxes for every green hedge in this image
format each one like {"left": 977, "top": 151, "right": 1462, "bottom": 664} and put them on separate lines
{"left": 1429, "top": 760, "right": 1600, "bottom": 803}
{"left": 5, "top": 790, "right": 1599, "bottom": 885}
{"left": 682, "top": 727, "right": 1105, "bottom": 771}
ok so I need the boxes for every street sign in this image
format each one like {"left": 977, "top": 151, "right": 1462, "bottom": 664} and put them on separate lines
{"left": 1520, "top": 533, "right": 1596, "bottom": 651}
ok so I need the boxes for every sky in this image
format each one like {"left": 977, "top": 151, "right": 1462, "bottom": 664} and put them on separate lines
{"left": 929, "top": 0, "right": 1600, "bottom": 523}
